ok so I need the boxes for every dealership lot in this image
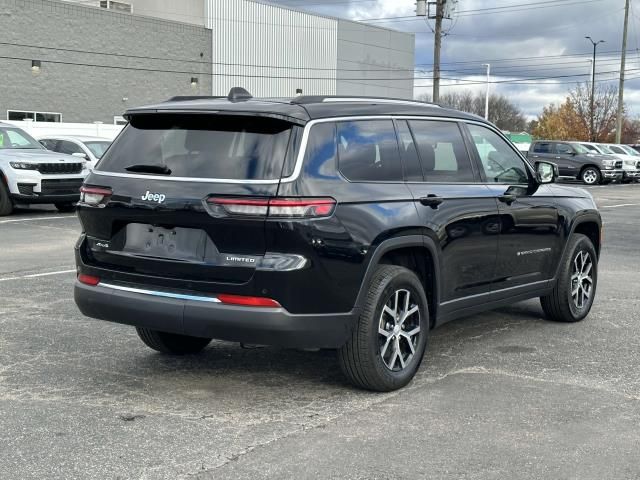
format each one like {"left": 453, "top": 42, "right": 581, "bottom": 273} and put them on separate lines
{"left": 1, "top": 184, "right": 639, "bottom": 480}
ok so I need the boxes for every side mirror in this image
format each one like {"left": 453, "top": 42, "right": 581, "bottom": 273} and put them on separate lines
{"left": 72, "top": 152, "right": 89, "bottom": 160}
{"left": 535, "top": 161, "right": 558, "bottom": 184}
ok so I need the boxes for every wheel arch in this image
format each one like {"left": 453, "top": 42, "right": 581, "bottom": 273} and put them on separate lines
{"left": 552, "top": 213, "right": 602, "bottom": 280}
{"left": 353, "top": 234, "right": 441, "bottom": 328}
{"left": 573, "top": 218, "right": 602, "bottom": 258}
{"left": 578, "top": 164, "right": 601, "bottom": 176}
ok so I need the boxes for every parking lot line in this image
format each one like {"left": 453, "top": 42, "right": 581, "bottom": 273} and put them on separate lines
{"left": 0, "top": 215, "right": 76, "bottom": 224}
{"left": 601, "top": 203, "right": 640, "bottom": 208}
{"left": 0, "top": 269, "right": 76, "bottom": 282}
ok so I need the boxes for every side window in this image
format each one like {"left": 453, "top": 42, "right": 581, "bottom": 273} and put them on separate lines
{"left": 533, "top": 142, "right": 551, "bottom": 153}
{"left": 302, "top": 122, "right": 338, "bottom": 179}
{"left": 395, "top": 120, "right": 422, "bottom": 181}
{"left": 467, "top": 124, "right": 530, "bottom": 184}
{"left": 337, "top": 120, "right": 402, "bottom": 182}
{"left": 58, "top": 140, "right": 83, "bottom": 155}
{"left": 556, "top": 143, "right": 574, "bottom": 155}
{"left": 409, "top": 120, "right": 475, "bottom": 182}
{"left": 39, "top": 139, "right": 56, "bottom": 150}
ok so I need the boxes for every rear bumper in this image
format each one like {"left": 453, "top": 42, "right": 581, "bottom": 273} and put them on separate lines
{"left": 74, "top": 281, "right": 356, "bottom": 349}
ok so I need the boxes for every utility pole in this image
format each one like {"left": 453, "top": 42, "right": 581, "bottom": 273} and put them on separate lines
{"left": 585, "top": 36, "right": 605, "bottom": 142}
{"left": 616, "top": 0, "right": 631, "bottom": 144}
{"left": 483, "top": 63, "right": 490, "bottom": 120}
{"left": 432, "top": 0, "right": 444, "bottom": 103}
{"left": 417, "top": 0, "right": 454, "bottom": 103}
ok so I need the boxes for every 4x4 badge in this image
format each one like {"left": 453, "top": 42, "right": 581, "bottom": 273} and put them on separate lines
{"left": 141, "top": 191, "right": 166, "bottom": 203}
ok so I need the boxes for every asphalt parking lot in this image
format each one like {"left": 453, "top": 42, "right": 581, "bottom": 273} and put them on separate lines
{"left": 1, "top": 184, "right": 639, "bottom": 480}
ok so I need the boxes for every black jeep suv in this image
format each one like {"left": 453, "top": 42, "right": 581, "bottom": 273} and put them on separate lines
{"left": 74, "top": 90, "right": 602, "bottom": 391}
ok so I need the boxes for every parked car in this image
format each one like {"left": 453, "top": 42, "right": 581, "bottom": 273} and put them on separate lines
{"left": 74, "top": 90, "right": 602, "bottom": 391}
{"left": 38, "top": 135, "right": 112, "bottom": 169}
{"left": 627, "top": 144, "right": 640, "bottom": 153}
{"left": 528, "top": 140, "right": 623, "bottom": 185}
{"left": 579, "top": 142, "right": 640, "bottom": 183}
{"left": 602, "top": 143, "right": 640, "bottom": 182}
{"left": 0, "top": 122, "right": 88, "bottom": 215}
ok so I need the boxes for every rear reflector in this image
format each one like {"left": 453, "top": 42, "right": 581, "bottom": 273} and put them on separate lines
{"left": 78, "top": 274, "right": 100, "bottom": 286}
{"left": 206, "top": 197, "right": 335, "bottom": 218}
{"left": 217, "top": 294, "right": 281, "bottom": 308}
{"left": 80, "top": 185, "right": 112, "bottom": 206}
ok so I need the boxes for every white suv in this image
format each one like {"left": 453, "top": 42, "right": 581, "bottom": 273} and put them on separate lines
{"left": 38, "top": 135, "right": 112, "bottom": 170}
{"left": 0, "top": 122, "right": 88, "bottom": 215}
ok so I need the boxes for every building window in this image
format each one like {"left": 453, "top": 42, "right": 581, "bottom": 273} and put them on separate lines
{"left": 99, "top": 1, "right": 132, "bottom": 13}
{"left": 7, "top": 110, "right": 62, "bottom": 122}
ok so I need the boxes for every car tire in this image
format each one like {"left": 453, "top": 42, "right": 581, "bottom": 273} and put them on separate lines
{"left": 540, "top": 233, "right": 597, "bottom": 323}
{"left": 580, "top": 167, "right": 601, "bottom": 185}
{"left": 0, "top": 180, "right": 13, "bottom": 216}
{"left": 55, "top": 202, "right": 76, "bottom": 213}
{"left": 135, "top": 327, "right": 212, "bottom": 354}
{"left": 338, "top": 265, "right": 429, "bottom": 392}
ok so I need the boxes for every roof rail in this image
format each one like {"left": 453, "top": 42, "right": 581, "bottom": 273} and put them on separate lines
{"left": 165, "top": 96, "right": 226, "bottom": 102}
{"left": 291, "top": 96, "right": 440, "bottom": 108}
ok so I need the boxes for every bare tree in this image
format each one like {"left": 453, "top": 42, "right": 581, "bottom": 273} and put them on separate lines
{"left": 417, "top": 90, "right": 527, "bottom": 131}
{"left": 569, "top": 83, "right": 619, "bottom": 142}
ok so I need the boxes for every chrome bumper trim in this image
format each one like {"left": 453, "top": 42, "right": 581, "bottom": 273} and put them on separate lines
{"left": 99, "top": 283, "right": 221, "bottom": 303}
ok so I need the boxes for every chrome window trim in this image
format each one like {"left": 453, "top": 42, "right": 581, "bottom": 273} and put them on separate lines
{"left": 99, "top": 282, "right": 222, "bottom": 303}
{"left": 91, "top": 170, "right": 281, "bottom": 184}
{"left": 92, "top": 114, "right": 520, "bottom": 184}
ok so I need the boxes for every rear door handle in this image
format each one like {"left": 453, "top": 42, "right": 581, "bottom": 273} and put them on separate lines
{"left": 419, "top": 195, "right": 444, "bottom": 209}
{"left": 498, "top": 194, "right": 517, "bottom": 205}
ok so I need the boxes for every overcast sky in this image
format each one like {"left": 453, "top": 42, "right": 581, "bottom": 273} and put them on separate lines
{"left": 269, "top": 0, "right": 636, "bottom": 120}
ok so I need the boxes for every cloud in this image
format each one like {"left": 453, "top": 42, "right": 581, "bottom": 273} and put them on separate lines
{"left": 269, "top": 0, "right": 636, "bottom": 120}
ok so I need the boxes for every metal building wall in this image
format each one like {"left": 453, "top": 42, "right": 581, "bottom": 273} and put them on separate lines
{"left": 206, "top": 0, "right": 337, "bottom": 97}
{"left": 336, "top": 19, "right": 415, "bottom": 99}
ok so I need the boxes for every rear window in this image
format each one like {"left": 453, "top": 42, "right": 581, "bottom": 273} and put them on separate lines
{"left": 96, "top": 114, "right": 293, "bottom": 180}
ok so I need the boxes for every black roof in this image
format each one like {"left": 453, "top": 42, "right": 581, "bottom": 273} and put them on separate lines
{"left": 124, "top": 94, "right": 486, "bottom": 126}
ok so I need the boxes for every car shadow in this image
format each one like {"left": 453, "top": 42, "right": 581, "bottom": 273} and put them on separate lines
{"left": 124, "top": 300, "right": 551, "bottom": 391}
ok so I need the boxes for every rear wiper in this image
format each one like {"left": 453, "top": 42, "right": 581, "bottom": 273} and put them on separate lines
{"left": 125, "top": 164, "right": 172, "bottom": 175}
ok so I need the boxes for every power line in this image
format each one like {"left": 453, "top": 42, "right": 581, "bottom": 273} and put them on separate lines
{"left": 8, "top": 39, "right": 639, "bottom": 75}
{"left": 357, "top": 0, "right": 606, "bottom": 22}
{"left": 4, "top": 53, "right": 637, "bottom": 84}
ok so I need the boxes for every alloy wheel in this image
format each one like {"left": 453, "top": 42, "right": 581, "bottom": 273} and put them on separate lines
{"left": 571, "top": 250, "right": 593, "bottom": 309}
{"left": 583, "top": 169, "right": 598, "bottom": 184}
{"left": 378, "top": 289, "right": 421, "bottom": 371}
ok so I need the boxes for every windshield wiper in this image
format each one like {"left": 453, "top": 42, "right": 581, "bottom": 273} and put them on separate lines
{"left": 125, "top": 164, "right": 172, "bottom": 175}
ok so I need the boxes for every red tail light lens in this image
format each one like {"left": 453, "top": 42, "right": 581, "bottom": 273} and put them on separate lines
{"left": 80, "top": 185, "right": 112, "bottom": 206}
{"left": 217, "top": 294, "right": 281, "bottom": 308}
{"left": 78, "top": 274, "right": 100, "bottom": 286}
{"left": 206, "top": 197, "right": 336, "bottom": 218}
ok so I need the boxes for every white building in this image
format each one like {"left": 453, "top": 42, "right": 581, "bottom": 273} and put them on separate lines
{"left": 68, "top": 0, "right": 416, "bottom": 99}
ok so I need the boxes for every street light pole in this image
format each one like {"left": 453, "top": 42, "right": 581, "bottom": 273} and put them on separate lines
{"left": 585, "top": 36, "right": 605, "bottom": 142}
{"left": 483, "top": 63, "right": 490, "bottom": 120}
